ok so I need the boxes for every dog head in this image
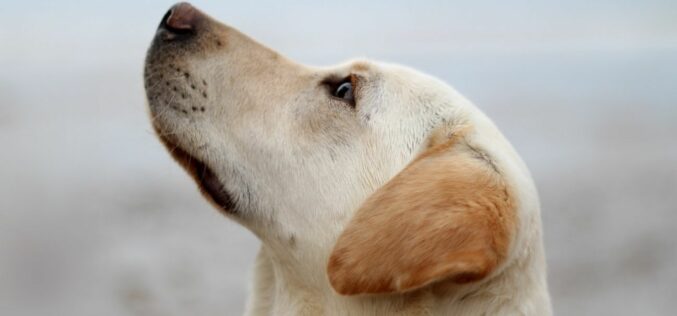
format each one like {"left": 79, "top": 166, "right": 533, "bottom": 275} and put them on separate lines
{"left": 145, "top": 3, "right": 538, "bottom": 296}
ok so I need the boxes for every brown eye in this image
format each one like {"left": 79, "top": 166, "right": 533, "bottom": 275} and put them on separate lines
{"left": 333, "top": 81, "right": 353, "bottom": 101}
{"left": 323, "top": 75, "right": 357, "bottom": 107}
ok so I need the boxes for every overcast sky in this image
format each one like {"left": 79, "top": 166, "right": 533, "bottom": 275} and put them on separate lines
{"left": 2, "top": 0, "right": 676, "bottom": 72}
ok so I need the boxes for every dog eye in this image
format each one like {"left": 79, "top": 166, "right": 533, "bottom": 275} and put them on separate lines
{"left": 333, "top": 81, "right": 353, "bottom": 101}
{"left": 323, "top": 75, "right": 357, "bottom": 107}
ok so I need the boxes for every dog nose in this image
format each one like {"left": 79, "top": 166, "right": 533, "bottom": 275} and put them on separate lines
{"left": 159, "top": 2, "right": 201, "bottom": 35}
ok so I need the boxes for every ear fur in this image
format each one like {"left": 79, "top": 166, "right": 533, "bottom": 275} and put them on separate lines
{"left": 327, "top": 128, "right": 516, "bottom": 295}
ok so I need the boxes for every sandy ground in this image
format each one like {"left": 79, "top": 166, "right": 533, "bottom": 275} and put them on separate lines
{"left": 1, "top": 1, "right": 676, "bottom": 315}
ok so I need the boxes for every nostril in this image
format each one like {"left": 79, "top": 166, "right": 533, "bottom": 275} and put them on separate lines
{"left": 160, "top": 9, "right": 173, "bottom": 28}
{"left": 159, "top": 3, "right": 199, "bottom": 36}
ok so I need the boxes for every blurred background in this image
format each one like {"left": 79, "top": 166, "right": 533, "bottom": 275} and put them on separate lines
{"left": 1, "top": 0, "right": 676, "bottom": 315}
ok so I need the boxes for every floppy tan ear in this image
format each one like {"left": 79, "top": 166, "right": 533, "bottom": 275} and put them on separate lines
{"left": 327, "top": 130, "right": 516, "bottom": 295}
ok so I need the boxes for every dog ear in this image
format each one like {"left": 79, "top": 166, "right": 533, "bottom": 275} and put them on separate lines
{"left": 327, "top": 129, "right": 516, "bottom": 295}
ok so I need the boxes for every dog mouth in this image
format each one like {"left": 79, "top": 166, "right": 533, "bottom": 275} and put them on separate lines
{"left": 157, "top": 135, "right": 236, "bottom": 214}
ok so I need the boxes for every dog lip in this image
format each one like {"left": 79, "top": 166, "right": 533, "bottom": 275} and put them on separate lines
{"left": 157, "top": 135, "right": 237, "bottom": 213}
{"left": 193, "top": 157, "right": 237, "bottom": 213}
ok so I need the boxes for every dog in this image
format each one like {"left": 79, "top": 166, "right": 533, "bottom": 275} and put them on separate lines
{"left": 144, "top": 3, "right": 552, "bottom": 315}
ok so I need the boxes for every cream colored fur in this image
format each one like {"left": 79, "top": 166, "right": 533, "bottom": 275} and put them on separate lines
{"left": 144, "top": 4, "right": 552, "bottom": 315}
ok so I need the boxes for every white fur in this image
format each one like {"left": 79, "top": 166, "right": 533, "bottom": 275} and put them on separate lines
{"left": 145, "top": 10, "right": 552, "bottom": 315}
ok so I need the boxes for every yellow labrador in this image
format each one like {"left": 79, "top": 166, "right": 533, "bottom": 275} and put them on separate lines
{"left": 144, "top": 3, "right": 552, "bottom": 315}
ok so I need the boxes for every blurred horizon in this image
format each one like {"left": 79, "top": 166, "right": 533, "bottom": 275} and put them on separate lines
{"left": 1, "top": 1, "right": 676, "bottom": 315}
